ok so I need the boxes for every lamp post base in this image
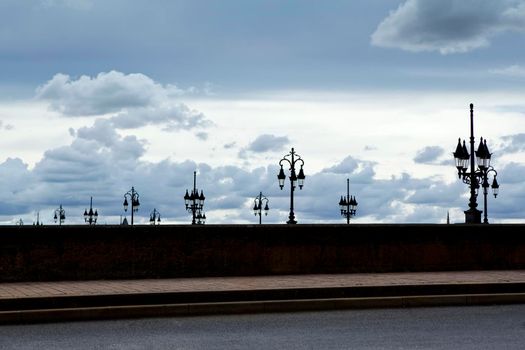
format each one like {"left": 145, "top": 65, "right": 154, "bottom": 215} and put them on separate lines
{"left": 464, "top": 208, "right": 482, "bottom": 224}
{"left": 286, "top": 219, "right": 297, "bottom": 224}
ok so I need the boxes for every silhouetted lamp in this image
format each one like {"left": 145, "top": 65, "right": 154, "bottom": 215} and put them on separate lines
{"left": 150, "top": 208, "right": 161, "bottom": 225}
{"left": 123, "top": 186, "right": 140, "bottom": 225}
{"left": 184, "top": 171, "right": 206, "bottom": 225}
{"left": 54, "top": 204, "right": 66, "bottom": 225}
{"left": 253, "top": 192, "right": 270, "bottom": 224}
{"left": 453, "top": 103, "right": 499, "bottom": 224}
{"left": 339, "top": 179, "right": 358, "bottom": 224}
{"left": 83, "top": 197, "right": 98, "bottom": 225}
{"left": 277, "top": 147, "right": 305, "bottom": 224}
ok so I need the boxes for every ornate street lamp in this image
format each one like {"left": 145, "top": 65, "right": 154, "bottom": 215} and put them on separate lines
{"left": 150, "top": 208, "right": 161, "bottom": 225}
{"left": 277, "top": 147, "right": 305, "bottom": 224}
{"left": 83, "top": 196, "right": 98, "bottom": 225}
{"left": 184, "top": 171, "right": 206, "bottom": 225}
{"left": 54, "top": 204, "right": 66, "bottom": 225}
{"left": 123, "top": 186, "right": 140, "bottom": 226}
{"left": 339, "top": 178, "right": 358, "bottom": 224}
{"left": 453, "top": 104, "right": 499, "bottom": 224}
{"left": 253, "top": 191, "right": 269, "bottom": 224}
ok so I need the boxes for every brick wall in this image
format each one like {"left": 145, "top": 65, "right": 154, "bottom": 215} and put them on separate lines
{"left": 0, "top": 224, "right": 524, "bottom": 281}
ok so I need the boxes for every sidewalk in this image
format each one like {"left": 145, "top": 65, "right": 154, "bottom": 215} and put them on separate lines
{"left": 2, "top": 270, "right": 525, "bottom": 324}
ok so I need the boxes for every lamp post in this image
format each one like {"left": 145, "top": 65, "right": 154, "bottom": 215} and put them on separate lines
{"left": 453, "top": 103, "right": 499, "bottom": 224}
{"left": 150, "top": 208, "right": 161, "bottom": 225}
{"left": 277, "top": 147, "right": 305, "bottom": 224}
{"left": 33, "top": 211, "right": 43, "bottom": 226}
{"left": 253, "top": 192, "right": 269, "bottom": 224}
{"left": 83, "top": 196, "right": 98, "bottom": 225}
{"left": 339, "top": 178, "right": 358, "bottom": 224}
{"left": 184, "top": 171, "right": 206, "bottom": 225}
{"left": 54, "top": 204, "right": 66, "bottom": 225}
{"left": 123, "top": 187, "right": 140, "bottom": 226}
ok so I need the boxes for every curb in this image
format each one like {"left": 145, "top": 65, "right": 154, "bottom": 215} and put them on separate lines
{"left": 2, "top": 293, "right": 525, "bottom": 325}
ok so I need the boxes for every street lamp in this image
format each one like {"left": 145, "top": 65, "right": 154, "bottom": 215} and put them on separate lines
{"left": 54, "top": 204, "right": 66, "bottom": 225}
{"left": 123, "top": 186, "right": 140, "bottom": 225}
{"left": 83, "top": 196, "right": 98, "bottom": 225}
{"left": 150, "top": 208, "right": 161, "bottom": 225}
{"left": 339, "top": 178, "right": 358, "bottom": 224}
{"left": 184, "top": 171, "right": 206, "bottom": 225}
{"left": 277, "top": 147, "right": 305, "bottom": 224}
{"left": 453, "top": 103, "right": 499, "bottom": 224}
{"left": 253, "top": 191, "right": 269, "bottom": 224}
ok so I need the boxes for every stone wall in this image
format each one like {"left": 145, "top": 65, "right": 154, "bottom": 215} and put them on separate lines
{"left": 0, "top": 224, "right": 524, "bottom": 281}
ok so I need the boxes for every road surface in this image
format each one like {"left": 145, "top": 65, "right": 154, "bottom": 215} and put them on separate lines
{"left": 1, "top": 305, "right": 523, "bottom": 349}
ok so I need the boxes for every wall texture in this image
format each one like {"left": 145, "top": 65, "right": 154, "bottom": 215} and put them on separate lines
{"left": 1, "top": 224, "right": 524, "bottom": 282}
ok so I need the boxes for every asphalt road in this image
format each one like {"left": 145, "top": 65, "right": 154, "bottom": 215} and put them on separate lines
{"left": 1, "top": 305, "right": 524, "bottom": 349}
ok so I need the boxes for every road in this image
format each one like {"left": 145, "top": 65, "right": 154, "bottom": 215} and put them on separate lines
{"left": 1, "top": 305, "right": 524, "bottom": 349}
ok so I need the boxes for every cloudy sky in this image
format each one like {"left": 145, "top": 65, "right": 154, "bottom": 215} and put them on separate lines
{"left": 2, "top": 0, "right": 525, "bottom": 225}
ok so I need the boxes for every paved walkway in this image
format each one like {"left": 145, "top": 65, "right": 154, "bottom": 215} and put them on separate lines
{"left": 2, "top": 270, "right": 525, "bottom": 300}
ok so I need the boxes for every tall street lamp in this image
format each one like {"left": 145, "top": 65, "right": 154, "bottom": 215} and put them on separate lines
{"left": 253, "top": 191, "right": 269, "bottom": 224}
{"left": 184, "top": 171, "right": 206, "bottom": 225}
{"left": 54, "top": 204, "right": 66, "bottom": 225}
{"left": 277, "top": 147, "right": 305, "bottom": 224}
{"left": 83, "top": 196, "right": 98, "bottom": 225}
{"left": 453, "top": 103, "right": 499, "bottom": 224}
{"left": 150, "top": 208, "right": 161, "bottom": 225}
{"left": 339, "top": 178, "right": 358, "bottom": 224}
{"left": 123, "top": 186, "right": 140, "bottom": 226}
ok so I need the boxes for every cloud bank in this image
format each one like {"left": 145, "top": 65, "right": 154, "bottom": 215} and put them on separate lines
{"left": 0, "top": 123, "right": 473, "bottom": 225}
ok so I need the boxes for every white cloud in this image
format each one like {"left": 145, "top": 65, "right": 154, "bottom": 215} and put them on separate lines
{"left": 372, "top": 0, "right": 525, "bottom": 54}
{"left": 490, "top": 64, "right": 525, "bottom": 78}
{"left": 4, "top": 82, "right": 525, "bottom": 224}
{"left": 35, "top": 71, "right": 209, "bottom": 131}
{"left": 36, "top": 71, "right": 163, "bottom": 116}
{"left": 109, "top": 105, "right": 209, "bottom": 131}
{"left": 39, "top": 0, "right": 93, "bottom": 10}
{"left": 0, "top": 129, "right": 470, "bottom": 225}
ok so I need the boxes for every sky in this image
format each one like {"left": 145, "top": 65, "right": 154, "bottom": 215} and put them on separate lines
{"left": 1, "top": 0, "right": 525, "bottom": 225}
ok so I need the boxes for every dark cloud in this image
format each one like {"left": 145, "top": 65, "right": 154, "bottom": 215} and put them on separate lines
{"left": 248, "top": 134, "right": 289, "bottom": 153}
{"left": 238, "top": 134, "right": 290, "bottom": 159}
{"left": 500, "top": 133, "right": 525, "bottom": 153}
{"left": 195, "top": 132, "right": 208, "bottom": 141}
{"left": 372, "top": 0, "right": 525, "bottom": 54}
{"left": 413, "top": 146, "right": 445, "bottom": 164}
{"left": 0, "top": 121, "right": 14, "bottom": 130}
{"left": 323, "top": 156, "right": 359, "bottom": 174}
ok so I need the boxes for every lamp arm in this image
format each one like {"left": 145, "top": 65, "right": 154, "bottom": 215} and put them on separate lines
{"left": 279, "top": 158, "right": 292, "bottom": 169}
